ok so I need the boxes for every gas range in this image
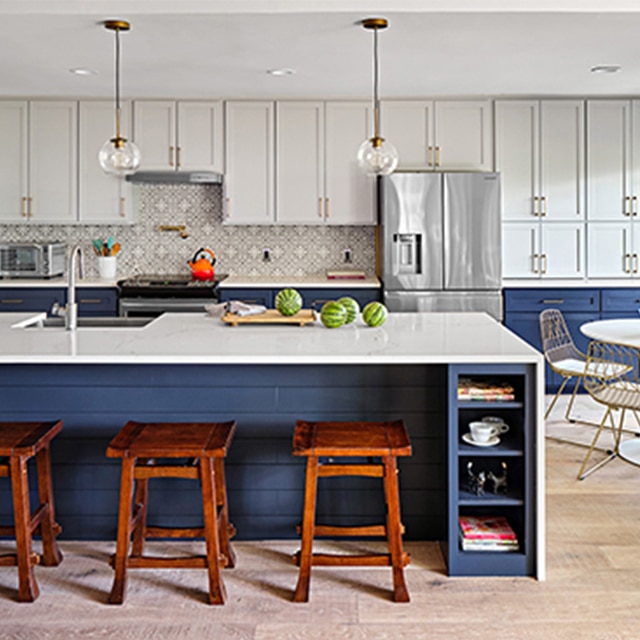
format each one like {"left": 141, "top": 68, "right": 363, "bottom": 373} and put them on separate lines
{"left": 117, "top": 273, "right": 228, "bottom": 316}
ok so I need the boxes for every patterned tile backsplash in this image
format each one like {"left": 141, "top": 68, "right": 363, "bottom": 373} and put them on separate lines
{"left": 0, "top": 185, "right": 376, "bottom": 278}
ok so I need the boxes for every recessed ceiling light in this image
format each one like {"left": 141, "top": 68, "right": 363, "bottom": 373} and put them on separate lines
{"left": 267, "top": 68, "right": 295, "bottom": 77}
{"left": 70, "top": 68, "right": 99, "bottom": 76}
{"left": 590, "top": 65, "right": 621, "bottom": 74}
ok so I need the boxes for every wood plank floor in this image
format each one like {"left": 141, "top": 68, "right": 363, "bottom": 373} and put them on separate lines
{"left": 0, "top": 394, "right": 639, "bottom": 639}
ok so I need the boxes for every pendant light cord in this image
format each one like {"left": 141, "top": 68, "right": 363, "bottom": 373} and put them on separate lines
{"left": 114, "top": 26, "right": 122, "bottom": 141}
{"left": 373, "top": 25, "right": 380, "bottom": 141}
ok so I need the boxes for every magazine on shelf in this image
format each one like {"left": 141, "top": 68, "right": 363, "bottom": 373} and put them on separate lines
{"left": 457, "top": 378, "right": 515, "bottom": 402}
{"left": 461, "top": 538, "right": 520, "bottom": 552}
{"left": 458, "top": 515, "right": 518, "bottom": 541}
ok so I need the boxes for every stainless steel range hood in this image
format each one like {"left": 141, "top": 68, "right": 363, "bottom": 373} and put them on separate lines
{"left": 126, "top": 171, "right": 223, "bottom": 185}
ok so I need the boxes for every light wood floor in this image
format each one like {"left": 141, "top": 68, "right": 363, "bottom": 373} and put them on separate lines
{"left": 1, "top": 395, "right": 639, "bottom": 639}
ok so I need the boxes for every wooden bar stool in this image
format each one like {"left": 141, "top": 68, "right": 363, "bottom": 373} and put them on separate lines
{"left": 106, "top": 420, "right": 236, "bottom": 605}
{"left": 0, "top": 420, "right": 63, "bottom": 602}
{"left": 292, "top": 419, "right": 412, "bottom": 603}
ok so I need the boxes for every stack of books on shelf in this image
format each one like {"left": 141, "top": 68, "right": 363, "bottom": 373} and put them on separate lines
{"left": 458, "top": 515, "right": 520, "bottom": 552}
{"left": 457, "top": 379, "right": 515, "bottom": 402}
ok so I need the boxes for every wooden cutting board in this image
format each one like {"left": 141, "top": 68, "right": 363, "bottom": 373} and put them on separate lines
{"left": 222, "top": 309, "right": 315, "bottom": 327}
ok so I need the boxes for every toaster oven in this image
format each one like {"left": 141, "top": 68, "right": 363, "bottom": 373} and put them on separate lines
{"left": 0, "top": 242, "right": 66, "bottom": 278}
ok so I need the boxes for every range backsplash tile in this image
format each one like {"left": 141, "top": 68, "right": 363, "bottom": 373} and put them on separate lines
{"left": 0, "top": 185, "right": 376, "bottom": 278}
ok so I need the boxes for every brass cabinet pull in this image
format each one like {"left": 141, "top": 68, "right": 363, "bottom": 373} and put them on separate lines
{"left": 225, "top": 197, "right": 230, "bottom": 220}
{"left": 318, "top": 197, "right": 323, "bottom": 218}
{"left": 169, "top": 146, "right": 174, "bottom": 167}
{"left": 325, "top": 197, "right": 330, "bottom": 219}
{"left": 428, "top": 145, "right": 434, "bottom": 167}
{"left": 435, "top": 146, "right": 441, "bottom": 167}
{"left": 634, "top": 254, "right": 639, "bottom": 274}
{"left": 1, "top": 299, "right": 23, "bottom": 304}
{"left": 120, "top": 196, "right": 126, "bottom": 218}
{"left": 533, "top": 196, "right": 539, "bottom": 217}
{"left": 541, "top": 253, "right": 547, "bottom": 274}
{"left": 176, "top": 146, "right": 182, "bottom": 168}
{"left": 532, "top": 253, "right": 539, "bottom": 274}
{"left": 540, "top": 196, "right": 547, "bottom": 217}
{"left": 625, "top": 195, "right": 632, "bottom": 216}
{"left": 28, "top": 196, "right": 33, "bottom": 218}
{"left": 21, "top": 196, "right": 27, "bottom": 218}
{"left": 79, "top": 299, "right": 102, "bottom": 304}
{"left": 542, "top": 299, "right": 565, "bottom": 304}
{"left": 625, "top": 253, "right": 632, "bottom": 273}
{"left": 634, "top": 195, "right": 638, "bottom": 217}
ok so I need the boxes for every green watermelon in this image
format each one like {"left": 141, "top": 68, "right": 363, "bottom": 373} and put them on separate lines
{"left": 362, "top": 301, "right": 387, "bottom": 327}
{"left": 275, "top": 288, "right": 302, "bottom": 316}
{"left": 320, "top": 301, "right": 347, "bottom": 328}
{"left": 337, "top": 297, "right": 360, "bottom": 324}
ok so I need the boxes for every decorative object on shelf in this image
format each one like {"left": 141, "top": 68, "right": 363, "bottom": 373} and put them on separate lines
{"left": 356, "top": 17, "right": 398, "bottom": 176}
{"left": 457, "top": 378, "right": 515, "bottom": 402}
{"left": 487, "top": 461, "right": 509, "bottom": 495}
{"left": 458, "top": 515, "right": 519, "bottom": 552}
{"left": 462, "top": 432, "right": 499, "bottom": 448}
{"left": 98, "top": 19, "right": 141, "bottom": 176}
{"left": 466, "top": 461, "right": 486, "bottom": 496}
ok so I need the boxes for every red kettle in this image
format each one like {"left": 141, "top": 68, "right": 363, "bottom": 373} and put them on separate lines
{"left": 188, "top": 247, "right": 216, "bottom": 280}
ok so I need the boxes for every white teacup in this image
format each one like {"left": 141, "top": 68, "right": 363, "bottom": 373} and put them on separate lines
{"left": 469, "top": 421, "right": 500, "bottom": 443}
{"left": 481, "top": 416, "right": 509, "bottom": 434}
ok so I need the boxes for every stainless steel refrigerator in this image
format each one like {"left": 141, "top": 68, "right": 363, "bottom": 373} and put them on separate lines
{"left": 380, "top": 171, "right": 502, "bottom": 320}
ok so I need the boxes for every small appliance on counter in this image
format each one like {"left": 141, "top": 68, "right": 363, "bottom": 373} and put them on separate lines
{"left": 0, "top": 242, "right": 65, "bottom": 278}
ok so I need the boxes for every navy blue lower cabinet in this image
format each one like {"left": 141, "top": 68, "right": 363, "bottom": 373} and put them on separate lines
{"left": 447, "top": 364, "right": 536, "bottom": 577}
{"left": 218, "top": 288, "right": 274, "bottom": 307}
{"left": 76, "top": 287, "right": 118, "bottom": 317}
{"left": 0, "top": 287, "right": 65, "bottom": 315}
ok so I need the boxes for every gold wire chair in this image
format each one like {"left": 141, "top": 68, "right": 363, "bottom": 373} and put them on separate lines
{"left": 578, "top": 340, "right": 640, "bottom": 480}
{"left": 540, "top": 308, "right": 596, "bottom": 422}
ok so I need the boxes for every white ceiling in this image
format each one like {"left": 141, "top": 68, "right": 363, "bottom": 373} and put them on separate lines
{"left": 2, "top": 0, "right": 640, "bottom": 100}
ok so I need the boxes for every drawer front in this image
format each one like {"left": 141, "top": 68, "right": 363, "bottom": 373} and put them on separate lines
{"left": 75, "top": 287, "right": 118, "bottom": 316}
{"left": 0, "top": 287, "right": 65, "bottom": 313}
{"left": 504, "top": 288, "right": 599, "bottom": 313}
{"left": 601, "top": 289, "right": 640, "bottom": 312}
{"left": 299, "top": 288, "right": 381, "bottom": 311}
{"left": 218, "top": 288, "right": 273, "bottom": 307}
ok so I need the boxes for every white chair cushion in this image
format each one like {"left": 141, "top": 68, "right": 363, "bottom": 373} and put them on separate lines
{"left": 553, "top": 358, "right": 630, "bottom": 378}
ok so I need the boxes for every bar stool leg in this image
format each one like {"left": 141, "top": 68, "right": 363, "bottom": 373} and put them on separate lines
{"left": 10, "top": 456, "right": 38, "bottom": 602}
{"left": 200, "top": 457, "right": 226, "bottom": 604}
{"left": 35, "top": 444, "right": 63, "bottom": 566}
{"left": 213, "top": 457, "right": 236, "bottom": 569}
{"left": 383, "top": 456, "right": 410, "bottom": 603}
{"left": 293, "top": 455, "right": 319, "bottom": 603}
{"left": 131, "top": 460, "right": 149, "bottom": 558}
{"left": 109, "top": 457, "right": 136, "bottom": 605}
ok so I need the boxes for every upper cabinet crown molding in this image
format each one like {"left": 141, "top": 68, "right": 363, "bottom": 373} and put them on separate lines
{"left": 132, "top": 100, "right": 223, "bottom": 173}
{"left": 381, "top": 99, "right": 493, "bottom": 171}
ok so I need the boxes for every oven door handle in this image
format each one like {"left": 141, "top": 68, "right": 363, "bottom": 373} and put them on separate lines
{"left": 119, "top": 298, "right": 214, "bottom": 317}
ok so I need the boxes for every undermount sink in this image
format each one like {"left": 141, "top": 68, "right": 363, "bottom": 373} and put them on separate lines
{"left": 21, "top": 316, "right": 155, "bottom": 329}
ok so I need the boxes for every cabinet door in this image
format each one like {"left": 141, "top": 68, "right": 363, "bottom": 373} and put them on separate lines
{"left": 540, "top": 223, "right": 584, "bottom": 278}
{"left": 133, "top": 100, "right": 176, "bottom": 170}
{"left": 78, "top": 101, "right": 133, "bottom": 223}
{"left": 586, "top": 100, "right": 631, "bottom": 221}
{"left": 539, "top": 100, "right": 584, "bottom": 221}
{"left": 380, "top": 101, "right": 433, "bottom": 168}
{"left": 224, "top": 101, "right": 274, "bottom": 224}
{"left": 324, "top": 102, "right": 375, "bottom": 225}
{"left": 587, "top": 222, "right": 632, "bottom": 278}
{"left": 495, "top": 100, "right": 538, "bottom": 222}
{"left": 276, "top": 102, "right": 325, "bottom": 224}
{"left": 0, "top": 101, "right": 28, "bottom": 221}
{"left": 176, "top": 101, "right": 223, "bottom": 172}
{"left": 502, "top": 223, "right": 539, "bottom": 279}
{"left": 29, "top": 101, "right": 77, "bottom": 222}
{"left": 0, "top": 287, "right": 65, "bottom": 314}
{"left": 434, "top": 100, "right": 493, "bottom": 171}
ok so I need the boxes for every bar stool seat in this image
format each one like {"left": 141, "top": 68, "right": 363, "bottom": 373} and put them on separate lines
{"left": 292, "top": 419, "right": 412, "bottom": 603}
{"left": 106, "top": 420, "right": 236, "bottom": 605}
{"left": 0, "top": 420, "right": 63, "bottom": 602}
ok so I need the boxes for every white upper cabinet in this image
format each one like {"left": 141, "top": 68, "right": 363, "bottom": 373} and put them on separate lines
{"left": 78, "top": 101, "right": 133, "bottom": 223}
{"left": 381, "top": 100, "right": 492, "bottom": 171}
{"left": 133, "top": 100, "right": 223, "bottom": 172}
{"left": 496, "top": 100, "right": 584, "bottom": 222}
{"left": 587, "top": 222, "right": 633, "bottom": 278}
{"left": 0, "top": 101, "right": 28, "bottom": 222}
{"left": 586, "top": 100, "right": 638, "bottom": 221}
{"left": 276, "top": 102, "right": 325, "bottom": 224}
{"left": 29, "top": 101, "right": 77, "bottom": 223}
{"left": 324, "top": 101, "right": 375, "bottom": 225}
{"left": 224, "top": 101, "right": 274, "bottom": 224}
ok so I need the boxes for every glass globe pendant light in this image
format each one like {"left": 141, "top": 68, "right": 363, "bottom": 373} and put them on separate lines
{"left": 357, "top": 17, "right": 398, "bottom": 176}
{"left": 99, "top": 20, "right": 141, "bottom": 176}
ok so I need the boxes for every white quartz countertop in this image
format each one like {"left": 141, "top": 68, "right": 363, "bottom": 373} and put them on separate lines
{"left": 0, "top": 277, "right": 117, "bottom": 288}
{"left": 503, "top": 279, "right": 640, "bottom": 288}
{"left": 0, "top": 311, "right": 541, "bottom": 365}
{"left": 219, "top": 275, "right": 381, "bottom": 288}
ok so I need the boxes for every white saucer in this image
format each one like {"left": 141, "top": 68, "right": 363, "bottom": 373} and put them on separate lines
{"left": 462, "top": 433, "right": 500, "bottom": 447}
